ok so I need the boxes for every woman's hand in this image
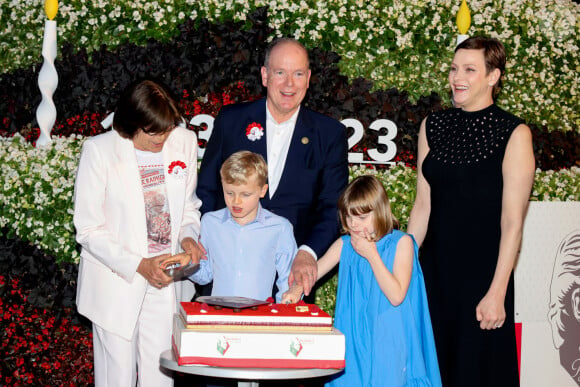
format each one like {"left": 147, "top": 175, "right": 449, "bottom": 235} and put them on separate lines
{"left": 476, "top": 290, "right": 506, "bottom": 330}
{"left": 137, "top": 254, "right": 173, "bottom": 289}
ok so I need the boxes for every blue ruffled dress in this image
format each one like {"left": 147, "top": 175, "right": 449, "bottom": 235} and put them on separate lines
{"left": 327, "top": 230, "right": 441, "bottom": 387}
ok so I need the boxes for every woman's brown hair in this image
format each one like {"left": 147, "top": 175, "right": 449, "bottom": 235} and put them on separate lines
{"left": 113, "top": 79, "right": 182, "bottom": 139}
{"left": 456, "top": 36, "right": 506, "bottom": 98}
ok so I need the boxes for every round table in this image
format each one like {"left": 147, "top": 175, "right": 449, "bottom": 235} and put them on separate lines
{"left": 159, "top": 350, "right": 343, "bottom": 387}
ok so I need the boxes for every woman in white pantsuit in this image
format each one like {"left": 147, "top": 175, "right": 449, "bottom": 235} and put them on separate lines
{"left": 74, "top": 79, "right": 204, "bottom": 387}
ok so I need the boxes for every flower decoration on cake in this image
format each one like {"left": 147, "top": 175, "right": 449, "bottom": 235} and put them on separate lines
{"left": 168, "top": 160, "right": 187, "bottom": 178}
{"left": 310, "top": 305, "right": 320, "bottom": 316}
{"left": 245, "top": 122, "right": 264, "bottom": 141}
{"left": 200, "top": 303, "right": 209, "bottom": 313}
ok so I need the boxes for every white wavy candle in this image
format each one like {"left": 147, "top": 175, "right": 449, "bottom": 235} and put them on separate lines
{"left": 36, "top": 20, "right": 58, "bottom": 146}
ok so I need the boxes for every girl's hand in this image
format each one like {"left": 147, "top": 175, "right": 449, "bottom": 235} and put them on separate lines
{"left": 350, "top": 230, "right": 379, "bottom": 262}
{"left": 476, "top": 290, "right": 506, "bottom": 330}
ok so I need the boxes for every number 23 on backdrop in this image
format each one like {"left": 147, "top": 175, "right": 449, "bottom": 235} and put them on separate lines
{"left": 192, "top": 114, "right": 397, "bottom": 165}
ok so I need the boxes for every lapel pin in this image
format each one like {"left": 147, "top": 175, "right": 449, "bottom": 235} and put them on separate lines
{"left": 301, "top": 137, "right": 309, "bottom": 145}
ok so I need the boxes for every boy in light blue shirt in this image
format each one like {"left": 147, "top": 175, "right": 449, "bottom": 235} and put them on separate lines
{"left": 189, "top": 151, "right": 297, "bottom": 303}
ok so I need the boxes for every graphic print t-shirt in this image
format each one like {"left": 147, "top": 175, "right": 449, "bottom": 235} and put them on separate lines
{"left": 136, "top": 149, "right": 171, "bottom": 256}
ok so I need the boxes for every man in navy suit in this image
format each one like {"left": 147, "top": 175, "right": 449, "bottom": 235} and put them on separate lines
{"left": 197, "top": 37, "right": 348, "bottom": 297}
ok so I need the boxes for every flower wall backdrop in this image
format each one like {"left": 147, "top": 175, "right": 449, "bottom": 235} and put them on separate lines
{"left": 0, "top": 1, "right": 578, "bottom": 384}
{"left": 1, "top": 134, "right": 578, "bottom": 267}
{"left": 1, "top": 0, "right": 578, "bottom": 132}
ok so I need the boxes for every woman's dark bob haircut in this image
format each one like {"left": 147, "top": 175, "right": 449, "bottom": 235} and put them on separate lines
{"left": 112, "top": 79, "right": 182, "bottom": 139}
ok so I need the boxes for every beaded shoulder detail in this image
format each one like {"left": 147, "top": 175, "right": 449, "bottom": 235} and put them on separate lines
{"left": 426, "top": 105, "right": 523, "bottom": 165}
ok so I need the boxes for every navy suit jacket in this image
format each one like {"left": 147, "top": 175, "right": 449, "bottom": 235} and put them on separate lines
{"left": 197, "top": 98, "right": 348, "bottom": 257}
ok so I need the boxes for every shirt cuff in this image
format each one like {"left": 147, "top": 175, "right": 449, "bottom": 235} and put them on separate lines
{"left": 298, "top": 245, "right": 318, "bottom": 260}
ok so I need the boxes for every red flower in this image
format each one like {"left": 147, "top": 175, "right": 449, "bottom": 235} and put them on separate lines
{"left": 245, "top": 122, "right": 264, "bottom": 141}
{"left": 168, "top": 160, "right": 187, "bottom": 176}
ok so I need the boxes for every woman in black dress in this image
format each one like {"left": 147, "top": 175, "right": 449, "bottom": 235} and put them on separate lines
{"left": 407, "top": 36, "right": 535, "bottom": 386}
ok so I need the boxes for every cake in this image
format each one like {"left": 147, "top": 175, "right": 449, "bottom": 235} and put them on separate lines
{"left": 172, "top": 300, "right": 345, "bottom": 368}
{"left": 179, "top": 300, "right": 333, "bottom": 331}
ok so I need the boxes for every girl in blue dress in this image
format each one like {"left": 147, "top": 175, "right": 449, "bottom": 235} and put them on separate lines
{"left": 285, "top": 175, "right": 441, "bottom": 386}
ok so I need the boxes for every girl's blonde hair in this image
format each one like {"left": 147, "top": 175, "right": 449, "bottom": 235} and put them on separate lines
{"left": 338, "top": 175, "right": 398, "bottom": 241}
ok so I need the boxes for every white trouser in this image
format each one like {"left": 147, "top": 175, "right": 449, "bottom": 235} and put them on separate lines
{"left": 93, "top": 283, "right": 176, "bottom": 387}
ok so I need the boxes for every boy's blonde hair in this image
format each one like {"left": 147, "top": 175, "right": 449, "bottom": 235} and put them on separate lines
{"left": 220, "top": 151, "right": 268, "bottom": 186}
{"left": 338, "top": 175, "right": 398, "bottom": 241}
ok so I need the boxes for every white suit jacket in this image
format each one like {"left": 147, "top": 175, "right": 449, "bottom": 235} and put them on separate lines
{"left": 74, "top": 126, "right": 201, "bottom": 340}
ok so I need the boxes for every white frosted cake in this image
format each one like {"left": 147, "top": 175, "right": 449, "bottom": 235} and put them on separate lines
{"left": 172, "top": 301, "right": 345, "bottom": 368}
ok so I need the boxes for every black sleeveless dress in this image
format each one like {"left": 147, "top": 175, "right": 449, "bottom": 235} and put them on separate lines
{"left": 421, "top": 104, "right": 521, "bottom": 387}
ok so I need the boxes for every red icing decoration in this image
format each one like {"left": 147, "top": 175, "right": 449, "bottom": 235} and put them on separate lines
{"left": 179, "top": 301, "right": 332, "bottom": 328}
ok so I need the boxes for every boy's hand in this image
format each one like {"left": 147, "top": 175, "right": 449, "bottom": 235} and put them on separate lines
{"left": 282, "top": 284, "right": 304, "bottom": 304}
{"left": 181, "top": 237, "right": 206, "bottom": 264}
{"left": 158, "top": 252, "right": 192, "bottom": 269}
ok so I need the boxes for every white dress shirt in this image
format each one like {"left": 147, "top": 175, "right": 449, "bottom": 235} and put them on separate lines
{"left": 265, "top": 104, "right": 299, "bottom": 197}
{"left": 191, "top": 205, "right": 297, "bottom": 302}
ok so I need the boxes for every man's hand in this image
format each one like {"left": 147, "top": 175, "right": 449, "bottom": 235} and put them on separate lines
{"left": 180, "top": 237, "right": 206, "bottom": 264}
{"left": 288, "top": 250, "right": 317, "bottom": 296}
{"left": 137, "top": 254, "right": 173, "bottom": 289}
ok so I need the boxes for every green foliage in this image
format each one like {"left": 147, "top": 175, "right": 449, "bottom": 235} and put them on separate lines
{"left": 0, "top": 135, "right": 83, "bottom": 264}
{"left": 1, "top": 136, "right": 578, "bottom": 269}
{"left": 0, "top": 1, "right": 578, "bottom": 132}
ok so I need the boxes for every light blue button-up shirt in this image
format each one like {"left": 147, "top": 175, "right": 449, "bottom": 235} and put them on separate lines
{"left": 190, "top": 205, "right": 297, "bottom": 303}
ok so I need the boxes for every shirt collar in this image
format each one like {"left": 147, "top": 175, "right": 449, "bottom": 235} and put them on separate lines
{"left": 221, "top": 203, "right": 267, "bottom": 226}
{"left": 265, "top": 102, "right": 300, "bottom": 126}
